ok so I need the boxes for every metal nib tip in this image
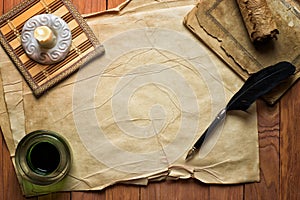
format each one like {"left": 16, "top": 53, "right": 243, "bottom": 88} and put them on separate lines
{"left": 185, "top": 147, "right": 196, "bottom": 161}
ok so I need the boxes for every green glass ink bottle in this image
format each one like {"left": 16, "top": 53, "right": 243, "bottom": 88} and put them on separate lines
{"left": 15, "top": 130, "right": 72, "bottom": 185}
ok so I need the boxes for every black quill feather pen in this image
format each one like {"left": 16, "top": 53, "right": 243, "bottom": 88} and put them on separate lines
{"left": 185, "top": 61, "right": 296, "bottom": 161}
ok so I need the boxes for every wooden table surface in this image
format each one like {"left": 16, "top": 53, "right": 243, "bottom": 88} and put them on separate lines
{"left": 1, "top": 0, "right": 300, "bottom": 199}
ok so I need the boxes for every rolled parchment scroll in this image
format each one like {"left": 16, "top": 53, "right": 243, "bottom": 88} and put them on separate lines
{"left": 236, "top": 0, "right": 279, "bottom": 43}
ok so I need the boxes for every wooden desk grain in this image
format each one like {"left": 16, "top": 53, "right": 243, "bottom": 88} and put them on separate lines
{"left": 1, "top": 0, "right": 299, "bottom": 199}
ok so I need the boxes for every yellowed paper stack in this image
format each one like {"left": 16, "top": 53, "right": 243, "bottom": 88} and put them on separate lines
{"left": 184, "top": 0, "right": 300, "bottom": 104}
{"left": 0, "top": 0, "right": 259, "bottom": 196}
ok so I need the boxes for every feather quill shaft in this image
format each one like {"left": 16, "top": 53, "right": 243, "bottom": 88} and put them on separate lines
{"left": 185, "top": 61, "right": 296, "bottom": 161}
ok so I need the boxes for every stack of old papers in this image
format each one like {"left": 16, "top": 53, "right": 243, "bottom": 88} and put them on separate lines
{"left": 0, "top": 0, "right": 260, "bottom": 196}
{"left": 184, "top": 0, "right": 300, "bottom": 104}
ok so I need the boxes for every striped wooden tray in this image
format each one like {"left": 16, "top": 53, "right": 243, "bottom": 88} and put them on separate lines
{"left": 0, "top": 0, "right": 104, "bottom": 97}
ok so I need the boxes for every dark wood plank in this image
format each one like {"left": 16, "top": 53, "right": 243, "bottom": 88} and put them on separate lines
{"left": 280, "top": 81, "right": 300, "bottom": 200}
{"left": 0, "top": 0, "right": 3, "bottom": 15}
{"left": 210, "top": 185, "right": 243, "bottom": 200}
{"left": 245, "top": 100, "right": 280, "bottom": 199}
{"left": 140, "top": 179, "right": 209, "bottom": 200}
{"left": 3, "top": 0, "right": 21, "bottom": 13}
{"left": 38, "top": 193, "right": 70, "bottom": 200}
{"left": 105, "top": 185, "right": 140, "bottom": 200}
{"left": 72, "top": 191, "right": 106, "bottom": 200}
{"left": 107, "top": 0, "right": 126, "bottom": 9}
{"left": 1, "top": 131, "right": 36, "bottom": 200}
{"left": 72, "top": 0, "right": 106, "bottom": 14}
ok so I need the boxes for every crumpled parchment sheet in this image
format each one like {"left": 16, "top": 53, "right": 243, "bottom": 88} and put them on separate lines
{"left": 0, "top": 0, "right": 259, "bottom": 196}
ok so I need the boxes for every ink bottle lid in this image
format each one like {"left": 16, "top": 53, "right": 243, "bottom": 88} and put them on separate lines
{"left": 15, "top": 130, "right": 72, "bottom": 185}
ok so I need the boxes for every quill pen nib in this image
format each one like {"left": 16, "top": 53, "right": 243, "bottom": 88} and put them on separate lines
{"left": 185, "top": 108, "right": 227, "bottom": 161}
{"left": 185, "top": 147, "right": 197, "bottom": 161}
{"left": 184, "top": 62, "right": 295, "bottom": 162}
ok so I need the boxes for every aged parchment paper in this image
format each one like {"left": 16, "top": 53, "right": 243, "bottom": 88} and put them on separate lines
{"left": 184, "top": 0, "right": 300, "bottom": 104}
{"left": 0, "top": 0, "right": 259, "bottom": 196}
